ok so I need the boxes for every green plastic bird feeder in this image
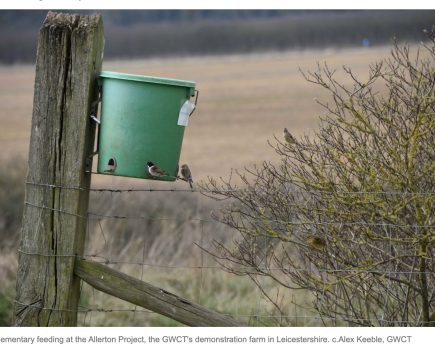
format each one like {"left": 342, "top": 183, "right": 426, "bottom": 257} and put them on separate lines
{"left": 96, "top": 71, "right": 197, "bottom": 181}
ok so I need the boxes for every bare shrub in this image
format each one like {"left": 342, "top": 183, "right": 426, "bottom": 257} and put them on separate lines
{"left": 201, "top": 32, "right": 435, "bottom": 326}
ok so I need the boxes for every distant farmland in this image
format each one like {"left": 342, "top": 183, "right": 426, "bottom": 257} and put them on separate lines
{"left": 0, "top": 45, "right": 405, "bottom": 179}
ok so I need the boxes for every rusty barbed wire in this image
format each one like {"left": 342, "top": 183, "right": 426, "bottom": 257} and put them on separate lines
{"left": 15, "top": 251, "right": 435, "bottom": 274}
{"left": 25, "top": 181, "right": 435, "bottom": 196}
{"left": 24, "top": 201, "right": 435, "bottom": 228}
{"left": 12, "top": 299, "right": 434, "bottom": 326}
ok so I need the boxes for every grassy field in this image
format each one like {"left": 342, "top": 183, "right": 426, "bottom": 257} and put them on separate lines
{"left": 0, "top": 45, "right": 406, "bottom": 326}
{"left": 0, "top": 46, "right": 395, "bottom": 178}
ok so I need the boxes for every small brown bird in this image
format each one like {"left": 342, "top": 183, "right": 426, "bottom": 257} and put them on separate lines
{"left": 306, "top": 235, "right": 326, "bottom": 251}
{"left": 283, "top": 128, "right": 296, "bottom": 144}
{"left": 180, "top": 164, "right": 193, "bottom": 189}
{"left": 146, "top": 161, "right": 168, "bottom": 177}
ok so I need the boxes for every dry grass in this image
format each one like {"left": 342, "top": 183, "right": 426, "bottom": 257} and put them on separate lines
{"left": 80, "top": 190, "right": 318, "bottom": 326}
{"left": 0, "top": 46, "right": 407, "bottom": 326}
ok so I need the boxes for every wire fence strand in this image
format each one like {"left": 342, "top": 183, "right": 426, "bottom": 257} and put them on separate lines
{"left": 12, "top": 298, "right": 435, "bottom": 326}
{"left": 16, "top": 250, "right": 435, "bottom": 275}
{"left": 24, "top": 200, "right": 435, "bottom": 228}
{"left": 25, "top": 181, "right": 435, "bottom": 196}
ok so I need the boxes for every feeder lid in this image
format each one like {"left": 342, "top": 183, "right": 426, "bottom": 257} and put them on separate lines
{"left": 99, "top": 71, "right": 196, "bottom": 88}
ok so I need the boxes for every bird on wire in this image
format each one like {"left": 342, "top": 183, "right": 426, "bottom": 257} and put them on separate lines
{"left": 180, "top": 164, "right": 193, "bottom": 189}
{"left": 283, "top": 128, "right": 296, "bottom": 144}
{"left": 305, "top": 234, "right": 326, "bottom": 251}
{"left": 146, "top": 161, "right": 168, "bottom": 178}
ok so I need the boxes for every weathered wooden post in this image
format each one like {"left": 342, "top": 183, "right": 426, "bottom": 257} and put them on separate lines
{"left": 14, "top": 11, "right": 104, "bottom": 326}
{"left": 75, "top": 259, "right": 243, "bottom": 326}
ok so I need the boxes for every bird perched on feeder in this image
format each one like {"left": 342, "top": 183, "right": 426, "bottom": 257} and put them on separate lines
{"left": 181, "top": 164, "right": 193, "bottom": 189}
{"left": 283, "top": 128, "right": 296, "bottom": 144}
{"left": 146, "top": 161, "right": 168, "bottom": 177}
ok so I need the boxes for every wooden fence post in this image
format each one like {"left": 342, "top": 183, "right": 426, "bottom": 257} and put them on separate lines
{"left": 14, "top": 11, "right": 104, "bottom": 326}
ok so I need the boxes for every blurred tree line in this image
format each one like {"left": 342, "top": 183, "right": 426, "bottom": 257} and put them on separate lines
{"left": 0, "top": 10, "right": 434, "bottom": 63}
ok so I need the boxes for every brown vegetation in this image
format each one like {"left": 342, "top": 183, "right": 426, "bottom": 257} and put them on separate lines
{"left": 201, "top": 37, "right": 435, "bottom": 326}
